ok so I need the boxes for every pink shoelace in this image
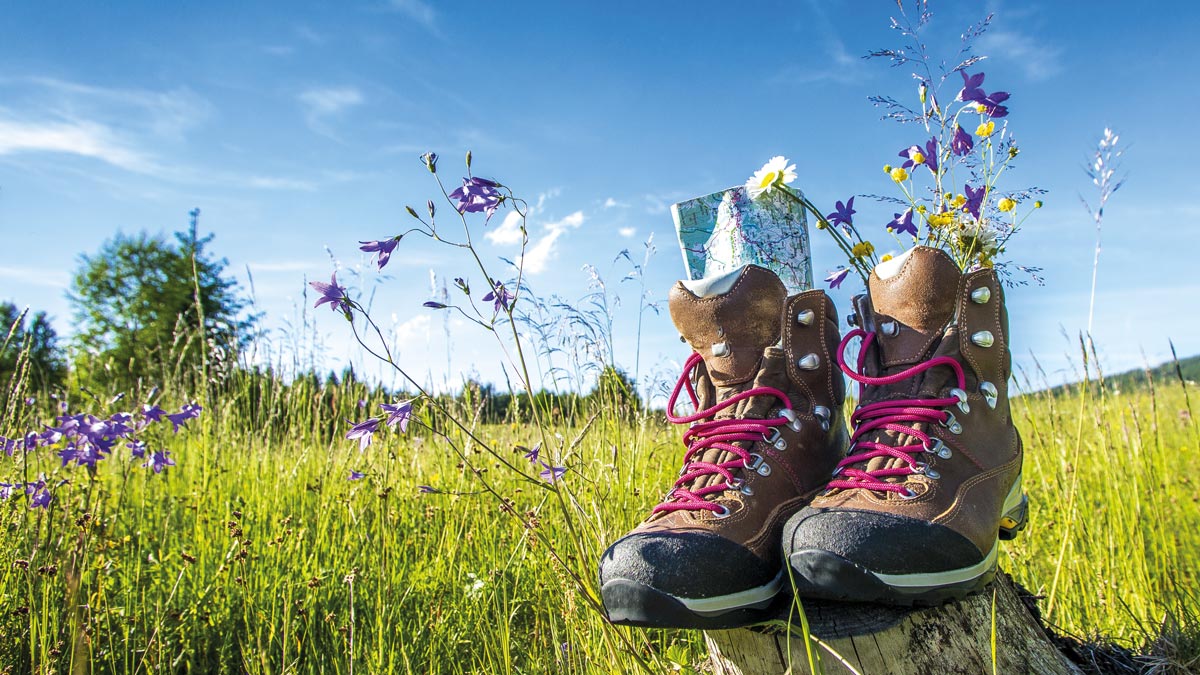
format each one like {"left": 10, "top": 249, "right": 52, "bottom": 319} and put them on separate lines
{"left": 828, "top": 327, "right": 967, "bottom": 495}
{"left": 655, "top": 352, "right": 793, "bottom": 515}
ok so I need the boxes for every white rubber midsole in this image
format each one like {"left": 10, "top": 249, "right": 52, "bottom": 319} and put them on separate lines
{"left": 873, "top": 478, "right": 1025, "bottom": 589}
{"left": 674, "top": 571, "right": 783, "bottom": 616}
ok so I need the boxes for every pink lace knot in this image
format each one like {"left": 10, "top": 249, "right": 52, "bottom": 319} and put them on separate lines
{"left": 655, "top": 352, "right": 792, "bottom": 514}
{"left": 828, "top": 328, "right": 966, "bottom": 495}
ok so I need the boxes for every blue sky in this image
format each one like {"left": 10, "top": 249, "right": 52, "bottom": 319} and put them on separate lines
{"left": 0, "top": 1, "right": 1196, "bottom": 398}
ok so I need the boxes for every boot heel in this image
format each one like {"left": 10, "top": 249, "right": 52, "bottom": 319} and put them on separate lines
{"left": 998, "top": 494, "right": 1028, "bottom": 540}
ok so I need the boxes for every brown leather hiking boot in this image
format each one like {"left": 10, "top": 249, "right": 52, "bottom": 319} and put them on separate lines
{"left": 783, "top": 246, "right": 1027, "bottom": 605}
{"left": 599, "top": 264, "right": 847, "bottom": 629}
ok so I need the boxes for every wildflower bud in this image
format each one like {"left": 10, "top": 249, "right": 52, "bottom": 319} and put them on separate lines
{"left": 406, "top": 205, "right": 420, "bottom": 220}
{"left": 454, "top": 277, "right": 470, "bottom": 294}
{"left": 427, "top": 199, "right": 436, "bottom": 218}
{"left": 918, "top": 81, "right": 928, "bottom": 105}
{"left": 883, "top": 164, "right": 893, "bottom": 173}
{"left": 1034, "top": 200, "right": 1043, "bottom": 208}
{"left": 420, "top": 152, "right": 438, "bottom": 174}
{"left": 998, "top": 198, "right": 1016, "bottom": 212}
{"left": 1008, "top": 146, "right": 1020, "bottom": 159}
{"left": 916, "top": 204, "right": 928, "bottom": 214}
{"left": 422, "top": 301, "right": 447, "bottom": 310}
{"left": 465, "top": 150, "right": 473, "bottom": 169}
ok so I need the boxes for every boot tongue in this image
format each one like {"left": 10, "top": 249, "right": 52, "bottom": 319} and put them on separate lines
{"left": 868, "top": 246, "right": 961, "bottom": 367}
{"left": 669, "top": 265, "right": 787, "bottom": 387}
{"left": 852, "top": 247, "right": 961, "bottom": 484}
{"left": 667, "top": 265, "right": 788, "bottom": 500}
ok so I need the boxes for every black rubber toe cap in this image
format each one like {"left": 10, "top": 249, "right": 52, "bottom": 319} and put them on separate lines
{"left": 782, "top": 507, "right": 984, "bottom": 575}
{"left": 599, "top": 530, "right": 776, "bottom": 599}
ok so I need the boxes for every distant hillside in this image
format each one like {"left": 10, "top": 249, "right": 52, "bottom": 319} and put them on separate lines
{"left": 1043, "top": 352, "right": 1200, "bottom": 396}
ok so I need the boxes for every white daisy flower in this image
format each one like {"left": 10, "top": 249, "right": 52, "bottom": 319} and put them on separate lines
{"left": 745, "top": 156, "right": 797, "bottom": 199}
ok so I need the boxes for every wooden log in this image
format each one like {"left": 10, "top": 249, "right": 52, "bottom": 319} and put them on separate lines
{"left": 704, "top": 571, "right": 1082, "bottom": 675}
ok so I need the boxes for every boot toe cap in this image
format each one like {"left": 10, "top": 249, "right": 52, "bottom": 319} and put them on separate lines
{"left": 599, "top": 530, "right": 776, "bottom": 599}
{"left": 783, "top": 506, "right": 984, "bottom": 576}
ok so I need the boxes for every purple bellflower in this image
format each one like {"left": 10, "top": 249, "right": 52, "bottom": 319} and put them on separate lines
{"left": 522, "top": 443, "right": 541, "bottom": 463}
{"left": 824, "top": 267, "right": 851, "bottom": 289}
{"left": 952, "top": 125, "right": 974, "bottom": 156}
{"left": 310, "top": 273, "right": 349, "bottom": 313}
{"left": 539, "top": 461, "right": 567, "bottom": 483}
{"left": 887, "top": 208, "right": 918, "bottom": 237}
{"left": 346, "top": 418, "right": 380, "bottom": 451}
{"left": 482, "top": 281, "right": 514, "bottom": 313}
{"left": 963, "top": 184, "right": 986, "bottom": 219}
{"left": 167, "top": 403, "right": 203, "bottom": 433}
{"left": 349, "top": 470, "right": 366, "bottom": 481}
{"left": 380, "top": 400, "right": 413, "bottom": 432}
{"left": 449, "top": 177, "right": 504, "bottom": 222}
{"left": 825, "top": 197, "right": 856, "bottom": 232}
{"left": 359, "top": 238, "right": 399, "bottom": 270}
{"left": 957, "top": 70, "right": 1009, "bottom": 118}
{"left": 143, "top": 450, "right": 176, "bottom": 474}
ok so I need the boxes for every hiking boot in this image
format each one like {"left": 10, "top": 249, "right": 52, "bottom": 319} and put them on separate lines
{"left": 783, "top": 246, "right": 1027, "bottom": 605}
{"left": 599, "top": 264, "right": 847, "bottom": 629}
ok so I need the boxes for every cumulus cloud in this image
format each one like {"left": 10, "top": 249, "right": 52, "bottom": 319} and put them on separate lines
{"left": 485, "top": 210, "right": 525, "bottom": 245}
{"left": 521, "top": 210, "right": 585, "bottom": 275}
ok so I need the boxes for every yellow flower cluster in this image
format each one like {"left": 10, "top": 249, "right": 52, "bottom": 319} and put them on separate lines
{"left": 890, "top": 167, "right": 909, "bottom": 183}
{"left": 998, "top": 198, "right": 1016, "bottom": 212}
{"left": 852, "top": 241, "right": 875, "bottom": 258}
{"left": 976, "top": 120, "right": 996, "bottom": 138}
{"left": 927, "top": 212, "right": 955, "bottom": 229}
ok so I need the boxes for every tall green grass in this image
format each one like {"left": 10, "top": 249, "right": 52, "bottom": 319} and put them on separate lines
{"left": 1, "top": 350, "right": 1197, "bottom": 673}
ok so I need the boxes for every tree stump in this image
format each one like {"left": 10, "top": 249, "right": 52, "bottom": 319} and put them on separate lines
{"left": 704, "top": 571, "right": 1082, "bottom": 675}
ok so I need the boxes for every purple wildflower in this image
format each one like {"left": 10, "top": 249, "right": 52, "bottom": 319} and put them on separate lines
{"left": 449, "top": 177, "right": 504, "bottom": 222}
{"left": 346, "top": 418, "right": 380, "bottom": 451}
{"left": 952, "top": 125, "right": 974, "bottom": 156}
{"left": 420, "top": 152, "right": 438, "bottom": 173}
{"left": 482, "top": 280, "right": 514, "bottom": 313}
{"left": 140, "top": 403, "right": 167, "bottom": 424}
{"left": 127, "top": 439, "right": 147, "bottom": 459}
{"left": 143, "top": 450, "right": 176, "bottom": 474}
{"left": 963, "top": 184, "right": 986, "bottom": 219}
{"left": 886, "top": 208, "right": 918, "bottom": 237}
{"left": 349, "top": 470, "right": 366, "bottom": 481}
{"left": 310, "top": 273, "right": 349, "bottom": 313}
{"left": 166, "top": 403, "right": 203, "bottom": 433}
{"left": 824, "top": 267, "right": 851, "bottom": 289}
{"left": 957, "top": 70, "right": 1009, "bottom": 118}
{"left": 825, "top": 197, "right": 855, "bottom": 232}
{"left": 359, "top": 238, "right": 399, "bottom": 270}
{"left": 417, "top": 485, "right": 439, "bottom": 494}
{"left": 0, "top": 483, "right": 14, "bottom": 500}
{"left": 24, "top": 397, "right": 35, "bottom": 406}
{"left": 29, "top": 488, "right": 52, "bottom": 509}
{"left": 539, "top": 461, "right": 567, "bottom": 483}
{"left": 380, "top": 400, "right": 413, "bottom": 432}
{"left": 522, "top": 443, "right": 541, "bottom": 463}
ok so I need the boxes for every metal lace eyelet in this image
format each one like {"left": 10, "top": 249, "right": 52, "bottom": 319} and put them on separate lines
{"left": 980, "top": 381, "right": 999, "bottom": 409}
{"left": 913, "top": 462, "right": 940, "bottom": 480}
{"left": 743, "top": 453, "right": 771, "bottom": 476}
{"left": 713, "top": 504, "right": 732, "bottom": 518}
{"left": 797, "top": 354, "right": 820, "bottom": 370}
{"left": 779, "top": 408, "right": 803, "bottom": 432}
{"left": 924, "top": 438, "right": 952, "bottom": 459}
{"left": 950, "top": 388, "right": 970, "bottom": 414}
{"left": 727, "top": 478, "right": 753, "bottom": 496}
{"left": 941, "top": 411, "right": 963, "bottom": 434}
{"left": 796, "top": 309, "right": 815, "bottom": 326}
{"left": 813, "top": 405, "right": 832, "bottom": 432}
{"left": 899, "top": 487, "right": 919, "bottom": 500}
{"left": 763, "top": 428, "right": 787, "bottom": 451}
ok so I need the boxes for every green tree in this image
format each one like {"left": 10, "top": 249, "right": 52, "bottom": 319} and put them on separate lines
{"left": 0, "top": 302, "right": 67, "bottom": 394}
{"left": 69, "top": 209, "right": 256, "bottom": 392}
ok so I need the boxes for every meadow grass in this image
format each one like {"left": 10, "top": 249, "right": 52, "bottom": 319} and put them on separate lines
{"left": 1, "top": 358, "right": 1198, "bottom": 674}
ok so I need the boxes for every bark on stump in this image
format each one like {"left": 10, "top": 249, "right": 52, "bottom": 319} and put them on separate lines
{"left": 705, "top": 571, "right": 1081, "bottom": 675}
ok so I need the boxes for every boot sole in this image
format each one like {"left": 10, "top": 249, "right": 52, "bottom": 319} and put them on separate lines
{"left": 601, "top": 571, "right": 784, "bottom": 629}
{"left": 787, "top": 481, "right": 1028, "bottom": 606}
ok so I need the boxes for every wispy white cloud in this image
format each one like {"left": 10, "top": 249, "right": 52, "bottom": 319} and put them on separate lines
{"left": 244, "top": 175, "right": 318, "bottom": 191}
{"left": 977, "top": 30, "right": 1063, "bottom": 81}
{"left": 618, "top": 227, "right": 636, "bottom": 238}
{"left": 388, "top": 0, "right": 438, "bottom": 32}
{"left": 486, "top": 210, "right": 526, "bottom": 245}
{"left": 770, "top": 1, "right": 866, "bottom": 86}
{"left": 0, "top": 115, "right": 157, "bottom": 172}
{"left": 521, "top": 210, "right": 585, "bottom": 275}
{"left": 298, "top": 87, "right": 364, "bottom": 122}
{"left": 603, "top": 197, "right": 629, "bottom": 209}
